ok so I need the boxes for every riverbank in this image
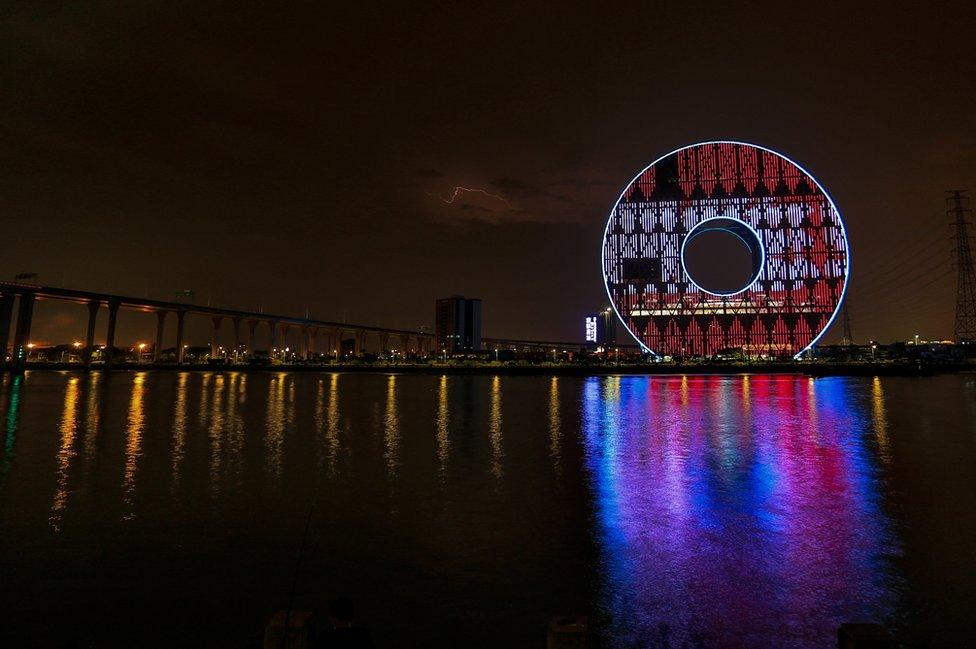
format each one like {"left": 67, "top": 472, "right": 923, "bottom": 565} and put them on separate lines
{"left": 4, "top": 360, "right": 971, "bottom": 376}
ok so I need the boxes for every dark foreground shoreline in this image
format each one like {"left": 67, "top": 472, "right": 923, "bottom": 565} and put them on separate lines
{"left": 4, "top": 361, "right": 971, "bottom": 377}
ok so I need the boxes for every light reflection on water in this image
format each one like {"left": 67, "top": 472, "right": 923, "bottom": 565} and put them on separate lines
{"left": 548, "top": 376, "right": 561, "bottom": 475}
{"left": 4, "top": 371, "right": 975, "bottom": 647}
{"left": 50, "top": 376, "right": 79, "bottom": 530}
{"left": 435, "top": 374, "right": 450, "bottom": 476}
{"left": 582, "top": 375, "right": 898, "bottom": 646}
{"left": 122, "top": 373, "right": 145, "bottom": 519}
{"left": 326, "top": 373, "right": 340, "bottom": 475}
{"left": 384, "top": 374, "right": 400, "bottom": 476}
{"left": 171, "top": 372, "right": 187, "bottom": 491}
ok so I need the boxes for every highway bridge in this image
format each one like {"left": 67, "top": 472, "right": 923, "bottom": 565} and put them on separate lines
{"left": 0, "top": 281, "right": 437, "bottom": 370}
{"left": 0, "top": 282, "right": 615, "bottom": 371}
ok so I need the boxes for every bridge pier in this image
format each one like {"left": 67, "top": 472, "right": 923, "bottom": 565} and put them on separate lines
{"left": 210, "top": 316, "right": 223, "bottom": 359}
{"left": 379, "top": 332, "right": 389, "bottom": 354}
{"left": 299, "top": 325, "right": 308, "bottom": 360}
{"left": 330, "top": 328, "right": 341, "bottom": 358}
{"left": 0, "top": 293, "right": 15, "bottom": 366}
{"left": 232, "top": 317, "right": 242, "bottom": 358}
{"left": 268, "top": 320, "right": 279, "bottom": 359}
{"left": 175, "top": 310, "right": 186, "bottom": 363}
{"left": 154, "top": 310, "right": 167, "bottom": 363}
{"left": 103, "top": 299, "right": 119, "bottom": 367}
{"left": 83, "top": 301, "right": 99, "bottom": 368}
{"left": 11, "top": 293, "right": 35, "bottom": 373}
{"left": 247, "top": 320, "right": 258, "bottom": 356}
{"left": 310, "top": 328, "right": 319, "bottom": 360}
{"left": 354, "top": 330, "right": 364, "bottom": 356}
{"left": 279, "top": 323, "right": 290, "bottom": 360}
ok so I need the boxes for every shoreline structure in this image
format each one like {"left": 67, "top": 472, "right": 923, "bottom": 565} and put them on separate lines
{"left": 3, "top": 361, "right": 968, "bottom": 377}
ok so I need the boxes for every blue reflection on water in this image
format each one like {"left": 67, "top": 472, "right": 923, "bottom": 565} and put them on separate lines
{"left": 582, "top": 375, "right": 899, "bottom": 647}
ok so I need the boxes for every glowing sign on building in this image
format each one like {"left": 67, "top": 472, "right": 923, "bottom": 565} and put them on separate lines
{"left": 601, "top": 141, "right": 849, "bottom": 358}
{"left": 585, "top": 316, "right": 598, "bottom": 342}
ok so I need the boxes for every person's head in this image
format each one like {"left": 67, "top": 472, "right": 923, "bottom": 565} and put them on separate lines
{"left": 329, "top": 597, "right": 355, "bottom": 627}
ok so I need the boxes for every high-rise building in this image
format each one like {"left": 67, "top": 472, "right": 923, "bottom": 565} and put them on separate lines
{"left": 584, "top": 309, "right": 616, "bottom": 346}
{"left": 435, "top": 296, "right": 482, "bottom": 353}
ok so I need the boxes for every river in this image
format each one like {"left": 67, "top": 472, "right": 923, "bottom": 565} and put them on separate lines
{"left": 1, "top": 371, "right": 974, "bottom": 647}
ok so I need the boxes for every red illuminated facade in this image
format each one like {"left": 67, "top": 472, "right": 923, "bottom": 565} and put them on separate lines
{"left": 602, "top": 142, "right": 849, "bottom": 358}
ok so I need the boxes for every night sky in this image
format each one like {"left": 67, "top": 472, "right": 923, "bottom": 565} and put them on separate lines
{"left": 3, "top": 2, "right": 975, "bottom": 347}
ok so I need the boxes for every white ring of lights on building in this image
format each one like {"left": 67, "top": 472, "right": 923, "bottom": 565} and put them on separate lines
{"left": 601, "top": 141, "right": 849, "bottom": 359}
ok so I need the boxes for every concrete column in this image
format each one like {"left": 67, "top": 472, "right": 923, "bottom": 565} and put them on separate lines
{"left": 278, "top": 323, "right": 289, "bottom": 361}
{"left": 330, "top": 328, "right": 341, "bottom": 359}
{"left": 210, "top": 316, "right": 223, "bottom": 359}
{"left": 399, "top": 334, "right": 410, "bottom": 355}
{"left": 247, "top": 320, "right": 258, "bottom": 355}
{"left": 298, "top": 326, "right": 308, "bottom": 360}
{"left": 103, "top": 300, "right": 120, "bottom": 367}
{"left": 154, "top": 310, "right": 167, "bottom": 362}
{"left": 310, "top": 328, "right": 319, "bottom": 360}
{"left": 379, "top": 332, "right": 389, "bottom": 353}
{"left": 0, "top": 294, "right": 15, "bottom": 365}
{"left": 175, "top": 311, "right": 187, "bottom": 364}
{"left": 354, "top": 330, "right": 364, "bottom": 356}
{"left": 11, "top": 293, "right": 35, "bottom": 372}
{"left": 83, "top": 301, "right": 99, "bottom": 368}
{"left": 268, "top": 320, "right": 279, "bottom": 358}
{"left": 232, "top": 317, "right": 242, "bottom": 358}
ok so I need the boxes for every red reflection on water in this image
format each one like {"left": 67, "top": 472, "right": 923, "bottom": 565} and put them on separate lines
{"left": 582, "top": 375, "right": 896, "bottom": 646}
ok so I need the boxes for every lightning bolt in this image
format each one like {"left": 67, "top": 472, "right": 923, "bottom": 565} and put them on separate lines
{"left": 433, "top": 186, "right": 513, "bottom": 208}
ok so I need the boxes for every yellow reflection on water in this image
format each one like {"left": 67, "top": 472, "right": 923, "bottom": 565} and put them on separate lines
{"left": 171, "top": 373, "right": 188, "bottom": 491}
{"left": 872, "top": 376, "right": 892, "bottom": 465}
{"left": 82, "top": 373, "right": 102, "bottom": 465}
{"left": 265, "top": 373, "right": 288, "bottom": 481}
{"left": 225, "top": 373, "right": 244, "bottom": 486}
{"left": 384, "top": 374, "right": 400, "bottom": 476}
{"left": 807, "top": 377, "right": 820, "bottom": 442}
{"left": 489, "top": 375, "right": 503, "bottom": 479}
{"left": 548, "top": 376, "right": 561, "bottom": 474}
{"left": 741, "top": 375, "right": 751, "bottom": 418}
{"left": 325, "top": 373, "right": 340, "bottom": 475}
{"left": 50, "top": 376, "right": 80, "bottom": 531}
{"left": 436, "top": 375, "right": 450, "bottom": 475}
{"left": 198, "top": 372, "right": 212, "bottom": 429}
{"left": 314, "top": 377, "right": 326, "bottom": 469}
{"left": 209, "top": 373, "right": 226, "bottom": 496}
{"left": 122, "top": 373, "right": 146, "bottom": 519}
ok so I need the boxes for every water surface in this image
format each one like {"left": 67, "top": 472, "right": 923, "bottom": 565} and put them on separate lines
{"left": 1, "top": 371, "right": 975, "bottom": 647}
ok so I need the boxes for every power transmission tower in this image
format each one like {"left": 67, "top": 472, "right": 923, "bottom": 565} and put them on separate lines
{"left": 840, "top": 302, "right": 853, "bottom": 346}
{"left": 949, "top": 190, "right": 976, "bottom": 344}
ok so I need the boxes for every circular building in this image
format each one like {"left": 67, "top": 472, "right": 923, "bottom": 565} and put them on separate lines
{"left": 601, "top": 141, "right": 849, "bottom": 359}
